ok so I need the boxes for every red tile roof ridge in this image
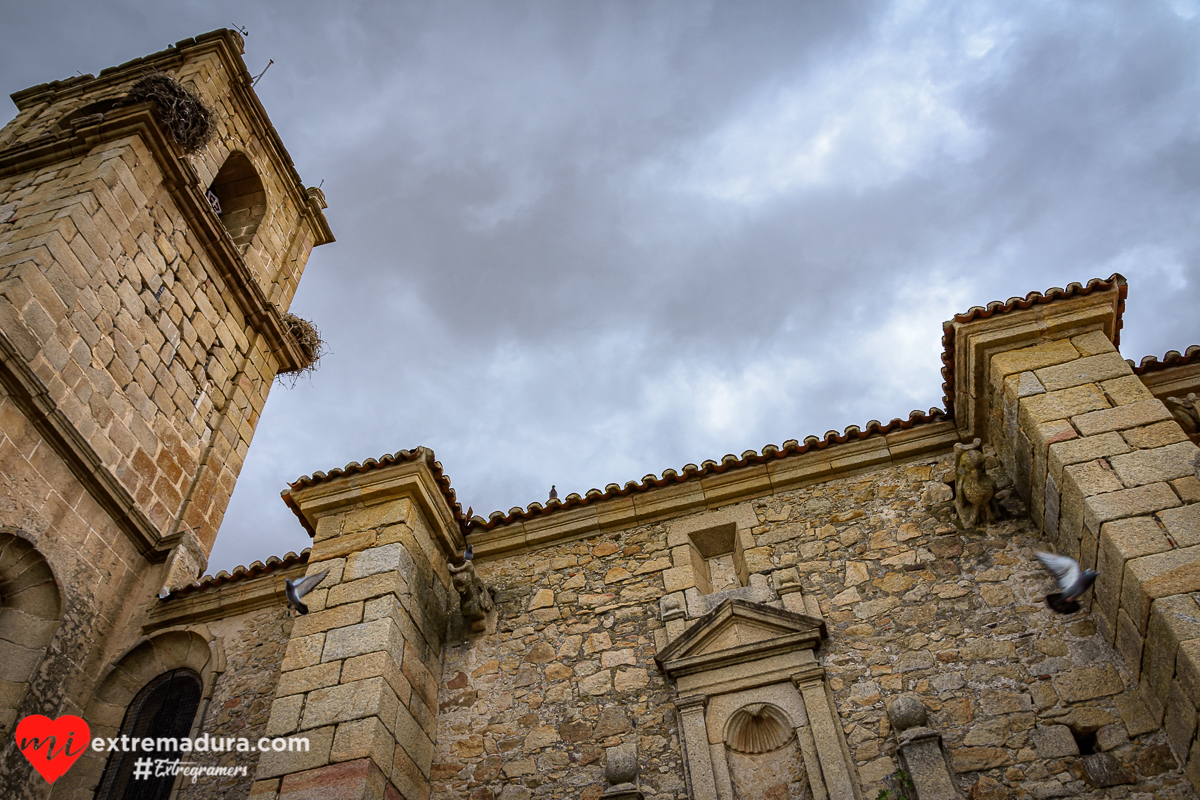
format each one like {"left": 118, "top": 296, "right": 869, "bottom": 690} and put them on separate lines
{"left": 161, "top": 548, "right": 310, "bottom": 600}
{"left": 1127, "top": 344, "right": 1200, "bottom": 375}
{"left": 938, "top": 273, "right": 1127, "bottom": 415}
{"left": 467, "top": 408, "right": 949, "bottom": 530}
{"left": 282, "top": 446, "right": 464, "bottom": 537}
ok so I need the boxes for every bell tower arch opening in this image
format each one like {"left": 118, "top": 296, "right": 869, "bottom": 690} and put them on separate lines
{"left": 208, "top": 151, "right": 267, "bottom": 253}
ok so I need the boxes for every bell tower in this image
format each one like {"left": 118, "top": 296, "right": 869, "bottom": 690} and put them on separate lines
{"left": 0, "top": 30, "right": 332, "bottom": 792}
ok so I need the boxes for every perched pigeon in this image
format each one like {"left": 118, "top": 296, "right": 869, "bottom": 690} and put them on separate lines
{"left": 1035, "top": 551, "right": 1098, "bottom": 614}
{"left": 549, "top": 485, "right": 559, "bottom": 501}
{"left": 285, "top": 570, "right": 328, "bottom": 615}
{"left": 463, "top": 544, "right": 474, "bottom": 562}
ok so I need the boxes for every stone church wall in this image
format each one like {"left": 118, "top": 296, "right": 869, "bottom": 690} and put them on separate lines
{"left": 436, "top": 517, "right": 686, "bottom": 800}
{"left": 437, "top": 450, "right": 1196, "bottom": 799}
{"left": 173, "top": 606, "right": 293, "bottom": 800}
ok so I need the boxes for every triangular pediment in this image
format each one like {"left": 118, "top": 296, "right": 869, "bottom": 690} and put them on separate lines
{"left": 655, "top": 599, "right": 825, "bottom": 677}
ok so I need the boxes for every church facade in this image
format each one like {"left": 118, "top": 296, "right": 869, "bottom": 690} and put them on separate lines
{"left": 1, "top": 31, "right": 1199, "bottom": 800}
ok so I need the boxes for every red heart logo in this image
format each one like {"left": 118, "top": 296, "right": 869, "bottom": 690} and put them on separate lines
{"left": 15, "top": 715, "right": 91, "bottom": 783}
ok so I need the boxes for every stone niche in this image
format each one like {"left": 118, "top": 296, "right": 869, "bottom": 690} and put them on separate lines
{"left": 656, "top": 599, "right": 861, "bottom": 800}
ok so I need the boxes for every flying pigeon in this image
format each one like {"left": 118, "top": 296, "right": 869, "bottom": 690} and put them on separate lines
{"left": 1034, "top": 551, "right": 1098, "bottom": 614}
{"left": 285, "top": 570, "right": 329, "bottom": 615}
{"left": 549, "top": 485, "right": 559, "bottom": 500}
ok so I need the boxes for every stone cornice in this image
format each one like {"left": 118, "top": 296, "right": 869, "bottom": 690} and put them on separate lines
{"left": 656, "top": 599, "right": 825, "bottom": 677}
{"left": 467, "top": 419, "right": 961, "bottom": 560}
{"left": 284, "top": 449, "right": 465, "bottom": 562}
{"left": 1137, "top": 359, "right": 1200, "bottom": 402}
{"left": 145, "top": 558, "right": 308, "bottom": 629}
{"left": 948, "top": 280, "right": 1125, "bottom": 442}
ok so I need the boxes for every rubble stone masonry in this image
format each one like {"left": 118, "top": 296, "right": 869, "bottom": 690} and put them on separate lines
{"left": 440, "top": 452, "right": 1195, "bottom": 800}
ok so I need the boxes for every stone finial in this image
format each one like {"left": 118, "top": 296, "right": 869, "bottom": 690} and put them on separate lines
{"left": 886, "top": 693, "right": 929, "bottom": 736}
{"left": 886, "top": 694, "right": 957, "bottom": 800}
{"left": 953, "top": 438, "right": 995, "bottom": 529}
{"left": 305, "top": 185, "right": 328, "bottom": 210}
{"left": 602, "top": 743, "right": 643, "bottom": 800}
{"left": 448, "top": 559, "right": 493, "bottom": 632}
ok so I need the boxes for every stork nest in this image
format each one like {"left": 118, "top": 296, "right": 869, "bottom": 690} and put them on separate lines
{"left": 123, "top": 73, "right": 214, "bottom": 154}
{"left": 279, "top": 312, "right": 326, "bottom": 383}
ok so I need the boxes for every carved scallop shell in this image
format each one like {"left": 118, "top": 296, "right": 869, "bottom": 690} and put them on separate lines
{"left": 725, "top": 704, "right": 794, "bottom": 754}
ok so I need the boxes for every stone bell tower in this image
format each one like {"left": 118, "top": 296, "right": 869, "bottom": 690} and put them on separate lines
{"left": 0, "top": 29, "right": 332, "bottom": 794}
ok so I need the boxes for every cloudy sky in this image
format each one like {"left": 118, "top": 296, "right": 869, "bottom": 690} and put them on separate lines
{"left": 3, "top": 1, "right": 1199, "bottom": 575}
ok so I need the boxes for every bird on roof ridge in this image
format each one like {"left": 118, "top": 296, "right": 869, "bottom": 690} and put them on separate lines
{"left": 549, "top": 485, "right": 558, "bottom": 500}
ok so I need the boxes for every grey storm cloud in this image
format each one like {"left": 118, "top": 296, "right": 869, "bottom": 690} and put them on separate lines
{"left": 2, "top": 0, "right": 1197, "bottom": 574}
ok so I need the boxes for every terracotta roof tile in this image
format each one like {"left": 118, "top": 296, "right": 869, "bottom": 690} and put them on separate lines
{"left": 467, "top": 408, "right": 948, "bottom": 530}
{"left": 281, "top": 447, "right": 463, "bottom": 537}
{"left": 161, "top": 548, "right": 309, "bottom": 600}
{"left": 278, "top": 408, "right": 949, "bottom": 536}
{"left": 1128, "top": 344, "right": 1200, "bottom": 375}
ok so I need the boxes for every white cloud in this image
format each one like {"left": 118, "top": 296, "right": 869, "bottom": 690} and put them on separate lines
{"left": 1166, "top": 0, "right": 1200, "bottom": 20}
{"left": 669, "top": 3, "right": 1016, "bottom": 203}
{"left": 1101, "top": 245, "right": 1191, "bottom": 292}
{"left": 848, "top": 277, "right": 971, "bottom": 406}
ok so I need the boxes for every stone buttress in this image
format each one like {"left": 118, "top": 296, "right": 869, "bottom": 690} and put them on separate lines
{"left": 949, "top": 276, "right": 1200, "bottom": 789}
{"left": 253, "top": 449, "right": 464, "bottom": 800}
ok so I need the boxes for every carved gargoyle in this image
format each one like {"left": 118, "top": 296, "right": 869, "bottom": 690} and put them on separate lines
{"left": 448, "top": 560, "right": 494, "bottom": 632}
{"left": 1165, "top": 393, "right": 1199, "bottom": 436}
{"left": 954, "top": 438, "right": 995, "bottom": 530}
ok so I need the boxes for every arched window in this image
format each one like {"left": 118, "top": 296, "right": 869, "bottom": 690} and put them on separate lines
{"left": 93, "top": 669, "right": 202, "bottom": 800}
{"left": 207, "top": 151, "right": 267, "bottom": 253}
{"left": 0, "top": 531, "right": 62, "bottom": 735}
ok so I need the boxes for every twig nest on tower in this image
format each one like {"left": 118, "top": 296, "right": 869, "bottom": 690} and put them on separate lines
{"left": 123, "top": 73, "right": 214, "bottom": 154}
{"left": 279, "top": 312, "right": 326, "bottom": 382}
